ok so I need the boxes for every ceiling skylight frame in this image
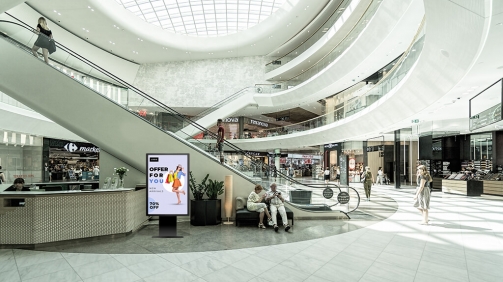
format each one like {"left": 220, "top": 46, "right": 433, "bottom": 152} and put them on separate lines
{"left": 115, "top": 0, "right": 284, "bottom": 37}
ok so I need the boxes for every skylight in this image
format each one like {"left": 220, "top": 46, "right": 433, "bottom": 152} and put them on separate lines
{"left": 115, "top": 0, "right": 284, "bottom": 37}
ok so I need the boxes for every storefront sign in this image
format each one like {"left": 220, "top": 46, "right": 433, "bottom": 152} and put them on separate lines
{"left": 337, "top": 192, "right": 350, "bottom": 204}
{"left": 324, "top": 143, "right": 338, "bottom": 149}
{"left": 224, "top": 117, "right": 239, "bottom": 123}
{"left": 249, "top": 119, "right": 269, "bottom": 128}
{"left": 323, "top": 188, "right": 334, "bottom": 199}
{"left": 366, "top": 145, "right": 384, "bottom": 152}
{"left": 47, "top": 138, "right": 100, "bottom": 153}
{"left": 146, "top": 154, "right": 189, "bottom": 216}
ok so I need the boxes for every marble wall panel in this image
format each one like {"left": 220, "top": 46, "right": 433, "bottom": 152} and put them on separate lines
{"left": 133, "top": 56, "right": 271, "bottom": 108}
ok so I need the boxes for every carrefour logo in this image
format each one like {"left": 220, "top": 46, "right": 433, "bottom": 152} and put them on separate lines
{"left": 64, "top": 143, "right": 79, "bottom": 152}
{"left": 63, "top": 143, "right": 100, "bottom": 153}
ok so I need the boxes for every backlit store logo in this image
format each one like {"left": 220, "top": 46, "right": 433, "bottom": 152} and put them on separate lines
{"left": 63, "top": 143, "right": 100, "bottom": 153}
{"left": 64, "top": 143, "right": 78, "bottom": 152}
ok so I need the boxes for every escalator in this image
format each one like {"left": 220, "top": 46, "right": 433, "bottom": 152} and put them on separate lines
{"left": 0, "top": 19, "right": 360, "bottom": 216}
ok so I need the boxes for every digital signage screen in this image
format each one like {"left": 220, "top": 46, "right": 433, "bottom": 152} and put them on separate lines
{"left": 146, "top": 154, "right": 189, "bottom": 216}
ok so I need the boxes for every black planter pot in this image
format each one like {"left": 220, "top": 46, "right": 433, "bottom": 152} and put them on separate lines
{"left": 190, "top": 199, "right": 222, "bottom": 226}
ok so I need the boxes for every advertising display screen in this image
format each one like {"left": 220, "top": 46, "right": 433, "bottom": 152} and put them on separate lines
{"left": 146, "top": 154, "right": 189, "bottom": 216}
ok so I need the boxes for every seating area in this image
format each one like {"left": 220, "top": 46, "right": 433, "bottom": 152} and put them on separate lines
{"left": 235, "top": 202, "right": 294, "bottom": 227}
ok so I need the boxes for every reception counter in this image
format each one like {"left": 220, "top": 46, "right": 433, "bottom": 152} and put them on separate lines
{"left": 0, "top": 188, "right": 148, "bottom": 245}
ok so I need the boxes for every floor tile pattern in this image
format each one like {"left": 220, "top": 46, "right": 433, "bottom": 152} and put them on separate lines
{"left": 1, "top": 184, "right": 503, "bottom": 281}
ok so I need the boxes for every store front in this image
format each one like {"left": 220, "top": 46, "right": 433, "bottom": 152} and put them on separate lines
{"left": 43, "top": 138, "right": 100, "bottom": 182}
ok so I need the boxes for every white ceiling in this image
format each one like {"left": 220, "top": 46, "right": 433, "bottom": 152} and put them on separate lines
{"left": 26, "top": 0, "right": 329, "bottom": 63}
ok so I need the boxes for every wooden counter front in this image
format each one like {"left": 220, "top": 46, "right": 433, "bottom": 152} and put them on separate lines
{"left": 0, "top": 189, "right": 148, "bottom": 245}
{"left": 442, "top": 180, "right": 483, "bottom": 196}
{"left": 482, "top": 181, "right": 503, "bottom": 196}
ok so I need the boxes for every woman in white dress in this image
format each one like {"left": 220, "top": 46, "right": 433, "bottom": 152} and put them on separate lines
{"left": 247, "top": 185, "right": 272, "bottom": 229}
{"left": 414, "top": 165, "right": 431, "bottom": 224}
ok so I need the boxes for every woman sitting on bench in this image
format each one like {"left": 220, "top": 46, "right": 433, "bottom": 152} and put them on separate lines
{"left": 247, "top": 185, "right": 272, "bottom": 229}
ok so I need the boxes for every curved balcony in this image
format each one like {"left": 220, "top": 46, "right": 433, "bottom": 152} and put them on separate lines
{"left": 265, "top": 0, "right": 381, "bottom": 85}
{"left": 264, "top": 0, "right": 356, "bottom": 73}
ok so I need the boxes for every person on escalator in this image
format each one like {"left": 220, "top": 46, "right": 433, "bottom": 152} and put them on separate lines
{"left": 31, "top": 17, "right": 53, "bottom": 64}
{"left": 216, "top": 119, "right": 225, "bottom": 164}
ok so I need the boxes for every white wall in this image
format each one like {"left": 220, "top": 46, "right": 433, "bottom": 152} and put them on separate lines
{"left": 133, "top": 56, "right": 272, "bottom": 107}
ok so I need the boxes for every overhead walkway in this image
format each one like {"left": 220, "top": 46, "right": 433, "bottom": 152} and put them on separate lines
{"left": 0, "top": 20, "right": 360, "bottom": 217}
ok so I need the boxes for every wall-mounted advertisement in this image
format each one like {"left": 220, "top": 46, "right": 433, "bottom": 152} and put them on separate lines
{"left": 146, "top": 154, "right": 189, "bottom": 216}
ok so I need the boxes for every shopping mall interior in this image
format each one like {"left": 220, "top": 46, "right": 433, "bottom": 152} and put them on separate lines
{"left": 1, "top": 0, "right": 503, "bottom": 281}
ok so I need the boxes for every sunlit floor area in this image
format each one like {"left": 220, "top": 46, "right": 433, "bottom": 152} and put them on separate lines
{"left": 1, "top": 185, "right": 502, "bottom": 281}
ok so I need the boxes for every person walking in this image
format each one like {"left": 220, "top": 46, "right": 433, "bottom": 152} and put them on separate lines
{"left": 414, "top": 165, "right": 432, "bottom": 224}
{"left": 324, "top": 167, "right": 330, "bottom": 184}
{"left": 31, "top": 17, "right": 53, "bottom": 64}
{"left": 377, "top": 167, "right": 384, "bottom": 185}
{"left": 363, "top": 166, "right": 374, "bottom": 201}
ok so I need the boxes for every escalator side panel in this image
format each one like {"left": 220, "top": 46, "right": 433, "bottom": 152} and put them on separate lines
{"left": 0, "top": 38, "right": 255, "bottom": 196}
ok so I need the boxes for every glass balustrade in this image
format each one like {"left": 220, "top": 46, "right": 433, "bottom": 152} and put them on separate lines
{"left": 269, "top": 0, "right": 382, "bottom": 89}
{"left": 265, "top": 0, "right": 353, "bottom": 73}
{"left": 260, "top": 20, "right": 425, "bottom": 137}
{"left": 0, "top": 19, "right": 368, "bottom": 214}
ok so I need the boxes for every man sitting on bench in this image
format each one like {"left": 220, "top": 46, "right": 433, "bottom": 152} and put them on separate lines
{"left": 265, "top": 183, "right": 291, "bottom": 232}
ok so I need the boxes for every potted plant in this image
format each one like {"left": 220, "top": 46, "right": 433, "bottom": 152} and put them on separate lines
{"left": 206, "top": 179, "right": 224, "bottom": 200}
{"left": 189, "top": 172, "right": 222, "bottom": 226}
{"left": 204, "top": 178, "right": 224, "bottom": 225}
{"left": 189, "top": 171, "right": 207, "bottom": 200}
{"left": 189, "top": 172, "right": 209, "bottom": 226}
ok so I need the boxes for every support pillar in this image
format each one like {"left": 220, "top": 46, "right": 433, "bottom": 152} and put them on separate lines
{"left": 394, "top": 130, "right": 401, "bottom": 188}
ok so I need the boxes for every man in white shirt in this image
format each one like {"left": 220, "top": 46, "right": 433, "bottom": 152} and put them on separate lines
{"left": 265, "top": 183, "right": 291, "bottom": 232}
{"left": 93, "top": 166, "right": 100, "bottom": 180}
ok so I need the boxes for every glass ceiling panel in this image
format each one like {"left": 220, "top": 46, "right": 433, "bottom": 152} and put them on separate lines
{"left": 115, "top": 0, "right": 284, "bottom": 37}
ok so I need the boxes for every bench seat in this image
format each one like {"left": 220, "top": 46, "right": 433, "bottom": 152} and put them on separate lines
{"left": 236, "top": 205, "right": 294, "bottom": 227}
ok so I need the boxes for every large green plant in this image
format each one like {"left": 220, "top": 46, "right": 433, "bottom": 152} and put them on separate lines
{"left": 189, "top": 171, "right": 208, "bottom": 201}
{"left": 206, "top": 178, "right": 224, "bottom": 200}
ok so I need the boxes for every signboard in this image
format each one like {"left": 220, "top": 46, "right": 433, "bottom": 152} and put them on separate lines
{"left": 337, "top": 192, "right": 350, "bottom": 204}
{"left": 339, "top": 155, "right": 349, "bottom": 186}
{"left": 224, "top": 117, "right": 239, "bottom": 123}
{"left": 46, "top": 138, "right": 100, "bottom": 153}
{"left": 146, "top": 154, "right": 189, "bottom": 216}
{"left": 323, "top": 188, "right": 333, "bottom": 199}
{"left": 324, "top": 143, "right": 338, "bottom": 150}
{"left": 248, "top": 119, "right": 269, "bottom": 128}
{"left": 276, "top": 116, "right": 290, "bottom": 121}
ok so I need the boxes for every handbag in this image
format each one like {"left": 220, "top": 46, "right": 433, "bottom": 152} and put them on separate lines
{"left": 48, "top": 39, "right": 56, "bottom": 54}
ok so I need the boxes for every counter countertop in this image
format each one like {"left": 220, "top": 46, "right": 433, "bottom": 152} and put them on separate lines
{"left": 1, "top": 188, "right": 134, "bottom": 196}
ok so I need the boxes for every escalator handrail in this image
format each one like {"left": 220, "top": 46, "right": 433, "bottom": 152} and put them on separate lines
{"left": 0, "top": 19, "right": 341, "bottom": 191}
{"left": 190, "top": 86, "right": 253, "bottom": 121}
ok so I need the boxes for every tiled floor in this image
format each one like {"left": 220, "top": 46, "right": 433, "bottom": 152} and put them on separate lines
{"left": 1, "top": 184, "right": 503, "bottom": 281}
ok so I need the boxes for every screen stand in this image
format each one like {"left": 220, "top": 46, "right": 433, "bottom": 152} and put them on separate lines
{"left": 152, "top": 216, "right": 183, "bottom": 238}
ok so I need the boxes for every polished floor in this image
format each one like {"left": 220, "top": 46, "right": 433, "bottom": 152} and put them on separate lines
{"left": 1, "top": 184, "right": 503, "bottom": 281}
